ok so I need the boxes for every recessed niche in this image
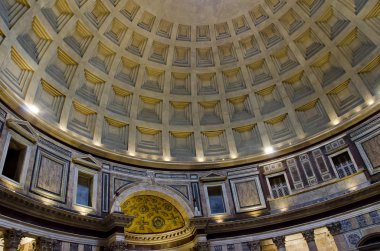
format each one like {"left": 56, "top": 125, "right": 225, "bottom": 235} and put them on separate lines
{"left": 197, "top": 73, "right": 218, "bottom": 95}
{"left": 222, "top": 68, "right": 246, "bottom": 93}
{"left": 142, "top": 67, "right": 165, "bottom": 93}
{"left": 107, "top": 85, "right": 132, "bottom": 116}
{"left": 17, "top": 17, "right": 52, "bottom": 63}
{"left": 126, "top": 32, "right": 147, "bottom": 57}
{"left": 104, "top": 18, "right": 128, "bottom": 45}
{"left": 41, "top": 0, "right": 73, "bottom": 32}
{"left": 201, "top": 130, "right": 229, "bottom": 157}
{"left": 199, "top": 101, "right": 223, "bottom": 125}
{"left": 233, "top": 124, "right": 262, "bottom": 154}
{"left": 46, "top": 47, "right": 78, "bottom": 88}
{"left": 63, "top": 21, "right": 93, "bottom": 56}
{"left": 102, "top": 117, "right": 129, "bottom": 150}
{"left": 120, "top": 0, "right": 140, "bottom": 21}
{"left": 255, "top": 85, "right": 284, "bottom": 115}
{"left": 137, "top": 96, "right": 162, "bottom": 123}
{"left": 89, "top": 42, "right": 115, "bottom": 73}
{"left": 67, "top": 101, "right": 97, "bottom": 139}
{"left": 265, "top": 114, "right": 296, "bottom": 144}
{"left": 196, "top": 47, "right": 214, "bottom": 67}
{"left": 135, "top": 127, "right": 162, "bottom": 155}
{"left": 85, "top": 0, "right": 110, "bottom": 29}
{"left": 173, "top": 46, "right": 191, "bottom": 67}
{"left": 76, "top": 70, "right": 105, "bottom": 105}
{"left": 171, "top": 72, "right": 191, "bottom": 95}
{"left": 35, "top": 79, "right": 65, "bottom": 122}
{"left": 227, "top": 95, "right": 254, "bottom": 122}
{"left": 115, "top": 56, "right": 139, "bottom": 87}
{"left": 170, "top": 101, "right": 192, "bottom": 125}
{"left": 170, "top": 132, "right": 195, "bottom": 157}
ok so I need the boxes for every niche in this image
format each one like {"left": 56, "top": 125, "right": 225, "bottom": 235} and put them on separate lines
{"left": 1, "top": 138, "right": 27, "bottom": 182}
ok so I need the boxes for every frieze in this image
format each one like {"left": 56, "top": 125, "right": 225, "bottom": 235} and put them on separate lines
{"left": 350, "top": 114, "right": 380, "bottom": 140}
{"left": 325, "top": 138, "right": 347, "bottom": 154}
{"left": 155, "top": 173, "right": 188, "bottom": 179}
{"left": 38, "top": 137, "right": 72, "bottom": 158}
{"left": 112, "top": 166, "right": 147, "bottom": 176}
{"left": 262, "top": 162, "right": 285, "bottom": 175}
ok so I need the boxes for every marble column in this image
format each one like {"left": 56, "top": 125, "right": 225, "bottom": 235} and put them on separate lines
{"left": 302, "top": 230, "right": 318, "bottom": 251}
{"left": 327, "top": 222, "right": 343, "bottom": 250}
{"left": 3, "top": 229, "right": 24, "bottom": 251}
{"left": 248, "top": 240, "right": 261, "bottom": 251}
{"left": 108, "top": 241, "right": 128, "bottom": 251}
{"left": 273, "top": 236, "right": 286, "bottom": 251}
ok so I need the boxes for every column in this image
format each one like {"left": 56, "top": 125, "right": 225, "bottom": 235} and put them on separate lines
{"left": 272, "top": 236, "right": 286, "bottom": 251}
{"left": 302, "top": 230, "right": 318, "bottom": 251}
{"left": 327, "top": 222, "right": 344, "bottom": 250}
{"left": 3, "top": 229, "right": 24, "bottom": 251}
{"left": 108, "top": 241, "right": 128, "bottom": 251}
{"left": 248, "top": 240, "right": 261, "bottom": 251}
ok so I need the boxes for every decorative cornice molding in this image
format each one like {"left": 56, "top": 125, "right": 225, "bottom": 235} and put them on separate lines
{"left": 0, "top": 185, "right": 133, "bottom": 234}
{"left": 72, "top": 154, "right": 102, "bottom": 170}
{"left": 6, "top": 118, "right": 38, "bottom": 143}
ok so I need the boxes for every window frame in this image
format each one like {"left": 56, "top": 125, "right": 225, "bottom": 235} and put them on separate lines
{"left": 265, "top": 171, "right": 292, "bottom": 199}
{"left": 0, "top": 131, "right": 32, "bottom": 188}
{"left": 327, "top": 148, "right": 359, "bottom": 179}
{"left": 73, "top": 165, "right": 98, "bottom": 213}
{"left": 203, "top": 182, "right": 230, "bottom": 216}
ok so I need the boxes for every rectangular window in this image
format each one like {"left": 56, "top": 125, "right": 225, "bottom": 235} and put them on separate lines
{"left": 76, "top": 173, "right": 93, "bottom": 207}
{"left": 268, "top": 175, "right": 290, "bottom": 199}
{"left": 331, "top": 151, "right": 357, "bottom": 178}
{"left": 2, "top": 138, "right": 27, "bottom": 182}
{"left": 207, "top": 185, "right": 226, "bottom": 214}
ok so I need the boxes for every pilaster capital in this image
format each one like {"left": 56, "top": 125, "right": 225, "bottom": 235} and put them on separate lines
{"left": 302, "top": 229, "right": 315, "bottom": 242}
{"left": 248, "top": 240, "right": 261, "bottom": 251}
{"left": 272, "top": 236, "right": 286, "bottom": 249}
{"left": 326, "top": 222, "right": 342, "bottom": 236}
{"left": 196, "top": 241, "right": 209, "bottom": 251}
{"left": 108, "top": 241, "right": 128, "bottom": 251}
{"left": 3, "top": 229, "right": 25, "bottom": 249}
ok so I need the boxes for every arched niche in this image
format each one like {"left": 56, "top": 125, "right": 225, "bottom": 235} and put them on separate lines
{"left": 110, "top": 183, "right": 197, "bottom": 249}
{"left": 357, "top": 233, "right": 380, "bottom": 251}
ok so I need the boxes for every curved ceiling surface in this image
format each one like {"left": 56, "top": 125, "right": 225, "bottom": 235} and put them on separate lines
{"left": 137, "top": 0, "right": 256, "bottom": 24}
{"left": 0, "top": 0, "right": 379, "bottom": 168}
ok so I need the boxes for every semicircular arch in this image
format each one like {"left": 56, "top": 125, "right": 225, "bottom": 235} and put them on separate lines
{"left": 110, "top": 183, "right": 195, "bottom": 220}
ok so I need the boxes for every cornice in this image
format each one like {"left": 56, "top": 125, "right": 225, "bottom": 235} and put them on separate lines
{"left": 0, "top": 185, "right": 133, "bottom": 234}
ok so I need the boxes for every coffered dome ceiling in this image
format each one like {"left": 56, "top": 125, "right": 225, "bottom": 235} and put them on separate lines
{"left": 0, "top": 0, "right": 379, "bottom": 168}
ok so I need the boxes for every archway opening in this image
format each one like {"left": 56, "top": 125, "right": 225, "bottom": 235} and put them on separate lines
{"left": 358, "top": 233, "right": 380, "bottom": 251}
{"left": 119, "top": 192, "right": 197, "bottom": 250}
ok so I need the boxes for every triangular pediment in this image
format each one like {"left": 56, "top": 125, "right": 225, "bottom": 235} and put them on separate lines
{"left": 72, "top": 154, "right": 101, "bottom": 170}
{"left": 6, "top": 119, "right": 39, "bottom": 143}
{"left": 200, "top": 172, "right": 226, "bottom": 182}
